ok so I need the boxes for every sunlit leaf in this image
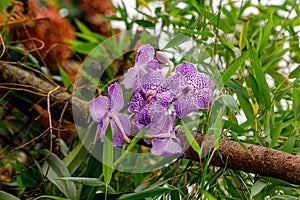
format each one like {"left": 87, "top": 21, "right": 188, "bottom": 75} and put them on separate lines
{"left": 222, "top": 50, "right": 250, "bottom": 84}
{"left": 40, "top": 150, "right": 76, "bottom": 199}
{"left": 249, "top": 48, "right": 271, "bottom": 109}
{"left": 182, "top": 120, "right": 202, "bottom": 155}
{"left": 289, "top": 65, "right": 300, "bottom": 78}
{"left": 0, "top": 191, "right": 20, "bottom": 200}
{"left": 163, "top": 33, "right": 191, "bottom": 49}
{"left": 251, "top": 179, "right": 268, "bottom": 196}
{"left": 103, "top": 124, "right": 114, "bottom": 186}
{"left": 222, "top": 94, "right": 239, "bottom": 112}
{"left": 118, "top": 187, "right": 172, "bottom": 200}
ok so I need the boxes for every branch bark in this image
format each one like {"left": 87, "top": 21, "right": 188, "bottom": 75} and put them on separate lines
{"left": 1, "top": 61, "right": 300, "bottom": 184}
{"left": 0, "top": 61, "right": 90, "bottom": 127}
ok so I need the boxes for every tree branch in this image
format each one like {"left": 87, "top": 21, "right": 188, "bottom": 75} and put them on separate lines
{"left": 1, "top": 61, "right": 300, "bottom": 184}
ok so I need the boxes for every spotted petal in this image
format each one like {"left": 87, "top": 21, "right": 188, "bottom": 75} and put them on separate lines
{"left": 110, "top": 113, "right": 131, "bottom": 146}
{"left": 97, "top": 114, "right": 109, "bottom": 142}
{"left": 151, "top": 136, "right": 182, "bottom": 156}
{"left": 89, "top": 96, "right": 110, "bottom": 122}
{"left": 135, "top": 44, "right": 155, "bottom": 64}
{"left": 174, "top": 96, "right": 198, "bottom": 118}
{"left": 108, "top": 83, "right": 124, "bottom": 112}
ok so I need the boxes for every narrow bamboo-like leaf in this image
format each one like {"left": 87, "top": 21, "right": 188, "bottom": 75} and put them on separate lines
{"left": 75, "top": 18, "right": 92, "bottom": 34}
{"left": 138, "top": 0, "right": 151, "bottom": 11}
{"left": 222, "top": 50, "right": 250, "bottom": 84}
{"left": 40, "top": 149, "right": 76, "bottom": 200}
{"left": 135, "top": 19, "right": 155, "bottom": 27}
{"left": 16, "top": 161, "right": 23, "bottom": 194}
{"left": 246, "top": 74, "right": 263, "bottom": 106}
{"left": 58, "top": 67, "right": 72, "bottom": 89}
{"left": 0, "top": 191, "right": 20, "bottom": 200}
{"left": 226, "top": 79, "right": 249, "bottom": 99}
{"left": 250, "top": 48, "right": 271, "bottom": 109}
{"left": 211, "top": 106, "right": 224, "bottom": 149}
{"left": 222, "top": 95, "right": 239, "bottom": 112}
{"left": 258, "top": 12, "right": 273, "bottom": 55}
{"left": 251, "top": 179, "right": 268, "bottom": 196}
{"left": 68, "top": 40, "right": 97, "bottom": 55}
{"left": 237, "top": 95, "right": 255, "bottom": 124}
{"left": 163, "top": 33, "right": 191, "bottom": 49}
{"left": 174, "top": 28, "right": 214, "bottom": 37}
{"left": 182, "top": 121, "right": 201, "bottom": 155}
{"left": 239, "top": 20, "right": 249, "bottom": 51}
{"left": 280, "top": 134, "right": 296, "bottom": 153}
{"left": 223, "top": 120, "right": 245, "bottom": 133}
{"left": 113, "top": 127, "right": 146, "bottom": 168}
{"left": 289, "top": 64, "right": 300, "bottom": 78}
{"left": 270, "top": 123, "right": 283, "bottom": 148}
{"left": 54, "top": 177, "right": 106, "bottom": 186}
{"left": 33, "top": 195, "right": 69, "bottom": 200}
{"left": 203, "top": 191, "right": 217, "bottom": 200}
{"left": 118, "top": 187, "right": 172, "bottom": 200}
{"left": 103, "top": 124, "right": 114, "bottom": 186}
{"left": 80, "top": 154, "right": 103, "bottom": 200}
{"left": 63, "top": 125, "right": 95, "bottom": 174}
{"left": 293, "top": 85, "right": 300, "bottom": 125}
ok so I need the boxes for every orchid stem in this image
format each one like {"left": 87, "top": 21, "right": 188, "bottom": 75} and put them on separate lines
{"left": 113, "top": 127, "right": 147, "bottom": 168}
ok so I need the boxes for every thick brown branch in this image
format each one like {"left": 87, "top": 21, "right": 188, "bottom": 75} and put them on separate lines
{"left": 0, "top": 61, "right": 90, "bottom": 127}
{"left": 179, "top": 133, "right": 300, "bottom": 184}
{"left": 1, "top": 61, "right": 300, "bottom": 184}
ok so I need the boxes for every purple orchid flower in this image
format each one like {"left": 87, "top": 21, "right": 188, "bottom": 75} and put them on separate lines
{"left": 121, "top": 44, "right": 159, "bottom": 90}
{"left": 146, "top": 114, "right": 182, "bottom": 156}
{"left": 128, "top": 70, "right": 175, "bottom": 128}
{"left": 173, "top": 61, "right": 214, "bottom": 118}
{"left": 89, "top": 83, "right": 131, "bottom": 146}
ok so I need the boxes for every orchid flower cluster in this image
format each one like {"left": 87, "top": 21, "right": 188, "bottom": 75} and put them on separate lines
{"left": 89, "top": 44, "right": 214, "bottom": 156}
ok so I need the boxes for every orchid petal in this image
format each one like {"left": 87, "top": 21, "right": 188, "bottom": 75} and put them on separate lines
{"left": 89, "top": 96, "right": 110, "bottom": 122}
{"left": 108, "top": 83, "right": 124, "bottom": 112}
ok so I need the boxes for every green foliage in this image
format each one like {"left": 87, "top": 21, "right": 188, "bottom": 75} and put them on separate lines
{"left": 1, "top": 0, "right": 300, "bottom": 199}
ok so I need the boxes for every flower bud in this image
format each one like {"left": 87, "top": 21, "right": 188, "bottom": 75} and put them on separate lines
{"left": 156, "top": 51, "right": 170, "bottom": 64}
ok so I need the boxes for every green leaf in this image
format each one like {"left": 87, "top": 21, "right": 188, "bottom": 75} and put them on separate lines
{"left": 210, "top": 103, "right": 224, "bottom": 149}
{"left": 75, "top": 19, "right": 92, "bottom": 34}
{"left": 222, "top": 50, "right": 250, "bottom": 84}
{"left": 163, "top": 33, "right": 191, "bottom": 49}
{"left": 33, "top": 195, "right": 69, "bottom": 200}
{"left": 293, "top": 85, "right": 300, "bottom": 128}
{"left": 118, "top": 187, "right": 172, "bottom": 200}
{"left": 289, "top": 65, "right": 300, "bottom": 78}
{"left": 222, "top": 95, "right": 239, "bottom": 112}
{"left": 237, "top": 95, "right": 255, "bottom": 125}
{"left": 63, "top": 125, "right": 95, "bottom": 174}
{"left": 182, "top": 120, "right": 201, "bottom": 155}
{"left": 246, "top": 74, "right": 263, "bottom": 106}
{"left": 227, "top": 79, "right": 249, "bottom": 99}
{"left": 68, "top": 40, "right": 97, "bottom": 55}
{"left": 249, "top": 48, "right": 271, "bottom": 109}
{"left": 258, "top": 12, "right": 273, "bottom": 55}
{"left": 270, "top": 123, "right": 283, "bottom": 148}
{"left": 135, "top": 19, "right": 155, "bottom": 27}
{"left": 280, "top": 134, "right": 296, "bottom": 153}
{"left": 173, "top": 28, "right": 214, "bottom": 37}
{"left": 40, "top": 149, "right": 76, "bottom": 200}
{"left": 251, "top": 179, "right": 268, "bottom": 196}
{"left": 0, "top": 191, "right": 20, "bottom": 200}
{"left": 0, "top": 0, "right": 10, "bottom": 12}
{"left": 103, "top": 124, "right": 114, "bottom": 186}
{"left": 203, "top": 191, "right": 217, "bottom": 200}
{"left": 58, "top": 67, "right": 72, "bottom": 89}
{"left": 54, "top": 177, "right": 106, "bottom": 186}
{"left": 239, "top": 20, "right": 250, "bottom": 51}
